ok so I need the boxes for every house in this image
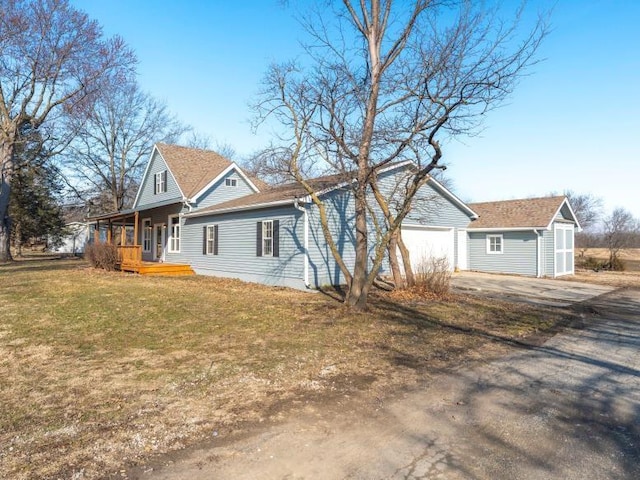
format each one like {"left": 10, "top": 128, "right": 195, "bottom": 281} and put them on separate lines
{"left": 180, "top": 162, "right": 477, "bottom": 288}
{"left": 89, "top": 143, "right": 267, "bottom": 275}
{"left": 465, "top": 196, "right": 581, "bottom": 277}
{"left": 51, "top": 221, "right": 90, "bottom": 255}
{"left": 90, "top": 143, "right": 579, "bottom": 284}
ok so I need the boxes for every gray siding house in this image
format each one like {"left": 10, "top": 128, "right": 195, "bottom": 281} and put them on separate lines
{"left": 90, "top": 143, "right": 580, "bottom": 285}
{"left": 182, "top": 162, "right": 477, "bottom": 289}
{"left": 466, "top": 196, "right": 581, "bottom": 278}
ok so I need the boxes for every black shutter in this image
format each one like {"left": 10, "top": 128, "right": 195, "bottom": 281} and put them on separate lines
{"left": 273, "top": 220, "right": 279, "bottom": 257}
{"left": 153, "top": 173, "right": 157, "bottom": 194}
{"left": 256, "top": 221, "right": 262, "bottom": 256}
{"left": 213, "top": 225, "right": 219, "bottom": 255}
{"left": 203, "top": 226, "right": 207, "bottom": 255}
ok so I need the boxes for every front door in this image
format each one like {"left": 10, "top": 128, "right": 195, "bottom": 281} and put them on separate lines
{"left": 153, "top": 223, "right": 165, "bottom": 262}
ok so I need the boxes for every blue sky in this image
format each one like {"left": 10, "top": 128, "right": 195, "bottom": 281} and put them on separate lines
{"left": 73, "top": 1, "right": 640, "bottom": 222}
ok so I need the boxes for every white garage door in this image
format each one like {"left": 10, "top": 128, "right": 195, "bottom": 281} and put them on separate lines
{"left": 400, "top": 225, "right": 455, "bottom": 272}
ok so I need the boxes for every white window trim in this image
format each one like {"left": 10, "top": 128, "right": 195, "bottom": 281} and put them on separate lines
{"left": 486, "top": 234, "right": 503, "bottom": 255}
{"left": 142, "top": 218, "right": 152, "bottom": 253}
{"left": 155, "top": 170, "right": 166, "bottom": 194}
{"left": 168, "top": 215, "right": 180, "bottom": 253}
{"left": 206, "top": 225, "right": 216, "bottom": 255}
{"left": 262, "top": 220, "right": 273, "bottom": 257}
{"left": 225, "top": 177, "right": 237, "bottom": 187}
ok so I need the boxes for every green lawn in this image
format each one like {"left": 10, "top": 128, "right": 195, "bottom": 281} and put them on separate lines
{"left": 0, "top": 258, "right": 568, "bottom": 479}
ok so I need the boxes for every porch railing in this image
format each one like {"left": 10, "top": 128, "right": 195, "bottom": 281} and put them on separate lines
{"left": 117, "top": 245, "right": 142, "bottom": 266}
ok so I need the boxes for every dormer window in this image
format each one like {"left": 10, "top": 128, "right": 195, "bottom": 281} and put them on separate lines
{"left": 225, "top": 178, "right": 237, "bottom": 187}
{"left": 154, "top": 171, "right": 167, "bottom": 194}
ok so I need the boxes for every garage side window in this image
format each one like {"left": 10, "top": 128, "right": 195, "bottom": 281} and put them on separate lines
{"left": 486, "top": 234, "right": 503, "bottom": 254}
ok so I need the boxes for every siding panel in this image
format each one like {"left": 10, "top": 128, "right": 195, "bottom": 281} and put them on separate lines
{"left": 194, "top": 169, "right": 257, "bottom": 209}
{"left": 468, "top": 231, "right": 538, "bottom": 276}
{"left": 136, "top": 150, "right": 183, "bottom": 208}
{"left": 181, "top": 206, "right": 306, "bottom": 289}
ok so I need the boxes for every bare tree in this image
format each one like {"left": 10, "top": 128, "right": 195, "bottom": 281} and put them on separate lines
{"left": 563, "top": 190, "right": 603, "bottom": 231}
{"left": 602, "top": 207, "right": 639, "bottom": 270}
{"left": 65, "top": 81, "right": 187, "bottom": 212}
{"left": 253, "top": 1, "right": 546, "bottom": 309}
{"left": 0, "top": 0, "right": 135, "bottom": 260}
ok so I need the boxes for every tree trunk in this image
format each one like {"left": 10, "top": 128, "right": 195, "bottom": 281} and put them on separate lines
{"left": 0, "top": 183, "right": 12, "bottom": 262}
{"left": 388, "top": 232, "right": 405, "bottom": 289}
{"left": 0, "top": 139, "right": 16, "bottom": 262}
{"left": 14, "top": 221, "right": 22, "bottom": 257}
{"left": 397, "top": 230, "right": 415, "bottom": 287}
{"left": 346, "top": 185, "right": 370, "bottom": 308}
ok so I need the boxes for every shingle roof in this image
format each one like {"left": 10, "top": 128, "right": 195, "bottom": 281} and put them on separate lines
{"left": 188, "top": 171, "right": 353, "bottom": 216}
{"left": 468, "top": 196, "right": 567, "bottom": 229}
{"left": 155, "top": 143, "right": 268, "bottom": 198}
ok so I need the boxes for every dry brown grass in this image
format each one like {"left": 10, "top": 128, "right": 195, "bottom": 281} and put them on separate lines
{"left": 0, "top": 258, "right": 568, "bottom": 479}
{"left": 573, "top": 248, "right": 640, "bottom": 288}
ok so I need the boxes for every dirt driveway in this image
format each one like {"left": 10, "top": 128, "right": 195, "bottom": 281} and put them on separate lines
{"left": 134, "top": 287, "right": 640, "bottom": 480}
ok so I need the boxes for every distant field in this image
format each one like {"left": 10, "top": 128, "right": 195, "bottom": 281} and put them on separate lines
{"left": 576, "top": 248, "right": 640, "bottom": 272}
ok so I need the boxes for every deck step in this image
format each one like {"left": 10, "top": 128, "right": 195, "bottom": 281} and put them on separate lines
{"left": 119, "top": 262, "right": 195, "bottom": 276}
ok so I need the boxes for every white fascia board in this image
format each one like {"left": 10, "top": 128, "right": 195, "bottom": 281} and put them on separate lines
{"left": 190, "top": 163, "right": 260, "bottom": 203}
{"left": 466, "top": 226, "right": 546, "bottom": 232}
{"left": 184, "top": 199, "right": 295, "bottom": 218}
{"left": 547, "top": 198, "right": 582, "bottom": 232}
{"left": 426, "top": 176, "right": 479, "bottom": 220}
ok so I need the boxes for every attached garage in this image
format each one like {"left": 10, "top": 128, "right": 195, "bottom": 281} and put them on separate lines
{"left": 400, "top": 225, "right": 455, "bottom": 272}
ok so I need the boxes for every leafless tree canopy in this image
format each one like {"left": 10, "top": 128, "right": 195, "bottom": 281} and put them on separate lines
{"left": 253, "top": 0, "right": 547, "bottom": 308}
{"left": 0, "top": 0, "right": 136, "bottom": 261}
{"left": 603, "top": 207, "right": 640, "bottom": 267}
{"left": 65, "top": 81, "right": 187, "bottom": 212}
{"left": 563, "top": 190, "right": 603, "bottom": 231}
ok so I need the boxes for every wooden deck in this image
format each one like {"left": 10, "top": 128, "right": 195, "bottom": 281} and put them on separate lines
{"left": 115, "top": 245, "right": 195, "bottom": 276}
{"left": 119, "top": 261, "right": 195, "bottom": 276}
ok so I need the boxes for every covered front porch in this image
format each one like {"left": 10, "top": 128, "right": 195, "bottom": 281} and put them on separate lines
{"left": 89, "top": 210, "right": 194, "bottom": 276}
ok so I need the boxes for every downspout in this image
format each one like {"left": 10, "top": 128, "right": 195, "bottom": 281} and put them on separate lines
{"left": 534, "top": 229, "right": 542, "bottom": 278}
{"left": 293, "top": 199, "right": 311, "bottom": 289}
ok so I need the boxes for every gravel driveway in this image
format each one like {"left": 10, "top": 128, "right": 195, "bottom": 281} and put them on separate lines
{"left": 451, "top": 271, "right": 615, "bottom": 307}
{"left": 137, "top": 287, "right": 640, "bottom": 480}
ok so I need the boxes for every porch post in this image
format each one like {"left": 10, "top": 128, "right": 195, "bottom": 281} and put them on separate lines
{"left": 133, "top": 211, "right": 139, "bottom": 247}
{"left": 107, "top": 220, "right": 112, "bottom": 244}
{"left": 121, "top": 218, "right": 126, "bottom": 245}
{"left": 94, "top": 221, "right": 99, "bottom": 243}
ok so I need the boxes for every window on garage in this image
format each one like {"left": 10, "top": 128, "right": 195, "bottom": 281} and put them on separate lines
{"left": 486, "top": 234, "right": 503, "bottom": 254}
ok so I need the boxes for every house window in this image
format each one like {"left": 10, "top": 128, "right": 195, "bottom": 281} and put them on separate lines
{"left": 142, "top": 218, "right": 152, "bottom": 252}
{"left": 168, "top": 215, "right": 180, "bottom": 253}
{"left": 154, "top": 170, "right": 167, "bottom": 194}
{"left": 263, "top": 221, "right": 273, "bottom": 256}
{"left": 486, "top": 234, "right": 503, "bottom": 254}
{"left": 203, "top": 225, "right": 218, "bottom": 255}
{"left": 225, "top": 178, "right": 237, "bottom": 187}
{"left": 256, "top": 220, "right": 279, "bottom": 257}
